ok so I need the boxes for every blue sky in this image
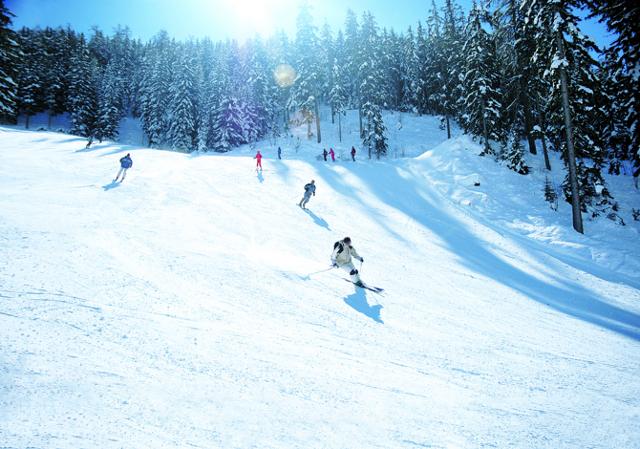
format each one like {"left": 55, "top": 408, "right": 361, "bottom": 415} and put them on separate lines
{"left": 7, "top": 0, "right": 612, "bottom": 46}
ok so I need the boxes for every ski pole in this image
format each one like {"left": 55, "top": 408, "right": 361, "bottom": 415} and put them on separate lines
{"left": 307, "top": 265, "right": 336, "bottom": 277}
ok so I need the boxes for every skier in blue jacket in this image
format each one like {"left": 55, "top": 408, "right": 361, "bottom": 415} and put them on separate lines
{"left": 114, "top": 153, "right": 132, "bottom": 182}
{"left": 298, "top": 180, "right": 316, "bottom": 209}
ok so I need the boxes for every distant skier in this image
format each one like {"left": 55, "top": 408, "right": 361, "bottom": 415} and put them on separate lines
{"left": 85, "top": 135, "right": 94, "bottom": 149}
{"left": 278, "top": 147, "right": 282, "bottom": 160}
{"left": 351, "top": 146, "right": 356, "bottom": 162}
{"left": 329, "top": 148, "right": 335, "bottom": 162}
{"left": 114, "top": 153, "right": 132, "bottom": 183}
{"left": 298, "top": 180, "right": 316, "bottom": 209}
{"left": 323, "top": 148, "right": 328, "bottom": 161}
{"left": 331, "top": 237, "right": 364, "bottom": 286}
{"left": 255, "top": 150, "right": 263, "bottom": 171}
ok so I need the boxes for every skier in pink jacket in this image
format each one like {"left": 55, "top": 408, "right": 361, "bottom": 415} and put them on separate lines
{"left": 255, "top": 150, "right": 263, "bottom": 171}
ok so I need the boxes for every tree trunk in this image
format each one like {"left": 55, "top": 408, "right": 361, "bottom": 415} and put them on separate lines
{"left": 331, "top": 105, "right": 335, "bottom": 124}
{"left": 481, "top": 99, "right": 490, "bottom": 155}
{"left": 315, "top": 98, "right": 321, "bottom": 144}
{"left": 25, "top": 114, "right": 30, "bottom": 129}
{"left": 522, "top": 93, "right": 537, "bottom": 155}
{"left": 338, "top": 112, "right": 342, "bottom": 142}
{"left": 540, "top": 112, "right": 552, "bottom": 171}
{"left": 48, "top": 113, "right": 53, "bottom": 129}
{"left": 557, "top": 32, "right": 583, "bottom": 234}
{"left": 359, "top": 104, "right": 364, "bottom": 139}
{"left": 541, "top": 133, "right": 552, "bottom": 171}
{"left": 446, "top": 115, "right": 451, "bottom": 139}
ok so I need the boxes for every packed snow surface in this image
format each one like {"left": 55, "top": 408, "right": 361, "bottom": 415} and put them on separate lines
{"left": 1, "top": 118, "right": 639, "bottom": 448}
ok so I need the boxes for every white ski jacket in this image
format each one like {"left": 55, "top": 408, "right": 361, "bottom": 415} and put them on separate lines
{"left": 331, "top": 240, "right": 362, "bottom": 266}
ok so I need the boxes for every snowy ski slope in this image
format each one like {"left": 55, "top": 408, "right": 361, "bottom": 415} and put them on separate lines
{"left": 1, "top": 121, "right": 639, "bottom": 449}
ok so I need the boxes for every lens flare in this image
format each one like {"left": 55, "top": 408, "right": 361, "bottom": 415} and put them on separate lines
{"left": 273, "top": 64, "right": 297, "bottom": 88}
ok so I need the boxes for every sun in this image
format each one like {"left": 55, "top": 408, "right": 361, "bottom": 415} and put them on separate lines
{"left": 221, "top": 0, "right": 298, "bottom": 38}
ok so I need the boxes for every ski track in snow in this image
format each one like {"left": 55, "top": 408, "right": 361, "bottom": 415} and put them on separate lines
{"left": 1, "top": 120, "right": 640, "bottom": 449}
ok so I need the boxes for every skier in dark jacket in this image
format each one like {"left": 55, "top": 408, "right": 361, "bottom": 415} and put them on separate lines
{"left": 278, "top": 147, "right": 282, "bottom": 160}
{"left": 633, "top": 159, "right": 640, "bottom": 189}
{"left": 323, "top": 148, "right": 328, "bottom": 161}
{"left": 351, "top": 146, "right": 356, "bottom": 161}
{"left": 114, "top": 153, "right": 132, "bottom": 182}
{"left": 298, "top": 180, "right": 316, "bottom": 209}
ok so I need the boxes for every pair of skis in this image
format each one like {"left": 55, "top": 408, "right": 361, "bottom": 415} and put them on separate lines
{"left": 343, "top": 278, "right": 384, "bottom": 294}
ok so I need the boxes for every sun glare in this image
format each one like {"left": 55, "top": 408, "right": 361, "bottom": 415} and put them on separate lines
{"left": 221, "top": 0, "right": 298, "bottom": 38}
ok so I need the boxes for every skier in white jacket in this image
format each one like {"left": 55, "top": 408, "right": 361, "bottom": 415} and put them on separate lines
{"left": 331, "top": 237, "right": 364, "bottom": 286}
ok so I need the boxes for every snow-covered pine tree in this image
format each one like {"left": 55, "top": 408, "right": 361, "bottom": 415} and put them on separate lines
{"left": 0, "top": 0, "right": 19, "bottom": 123}
{"left": 205, "top": 46, "right": 230, "bottom": 148}
{"left": 41, "top": 28, "right": 69, "bottom": 127}
{"left": 494, "top": 0, "right": 539, "bottom": 154}
{"left": 342, "top": 9, "right": 360, "bottom": 109}
{"left": 413, "top": 22, "right": 430, "bottom": 115}
{"left": 381, "top": 28, "right": 403, "bottom": 111}
{"left": 139, "top": 31, "right": 173, "bottom": 147}
{"left": 329, "top": 29, "right": 345, "bottom": 123}
{"left": 289, "top": 1, "right": 322, "bottom": 142}
{"left": 328, "top": 58, "right": 347, "bottom": 142}
{"left": 543, "top": 176, "right": 558, "bottom": 210}
{"left": 108, "top": 27, "right": 138, "bottom": 116}
{"left": 212, "top": 97, "right": 248, "bottom": 152}
{"left": 436, "top": 0, "right": 464, "bottom": 138}
{"left": 194, "top": 51, "right": 212, "bottom": 152}
{"left": 399, "top": 26, "right": 417, "bottom": 112}
{"left": 459, "top": 1, "right": 502, "bottom": 155}
{"left": 318, "top": 22, "right": 334, "bottom": 106}
{"left": 95, "top": 61, "right": 122, "bottom": 142}
{"left": 501, "top": 128, "right": 530, "bottom": 174}
{"left": 422, "top": 0, "right": 444, "bottom": 115}
{"left": 356, "top": 11, "right": 388, "bottom": 158}
{"left": 358, "top": 11, "right": 386, "bottom": 115}
{"left": 362, "top": 102, "right": 388, "bottom": 159}
{"left": 167, "top": 49, "right": 197, "bottom": 151}
{"left": 600, "top": 52, "right": 633, "bottom": 175}
{"left": 247, "top": 37, "right": 280, "bottom": 143}
{"left": 586, "top": 1, "right": 639, "bottom": 163}
{"left": 16, "top": 28, "right": 45, "bottom": 128}
{"left": 525, "top": 0, "right": 617, "bottom": 231}
{"left": 88, "top": 27, "right": 109, "bottom": 69}
{"left": 68, "top": 36, "right": 98, "bottom": 138}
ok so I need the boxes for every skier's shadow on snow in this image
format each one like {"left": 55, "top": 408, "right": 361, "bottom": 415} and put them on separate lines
{"left": 344, "top": 288, "right": 383, "bottom": 323}
{"left": 303, "top": 209, "right": 330, "bottom": 230}
{"left": 102, "top": 181, "right": 120, "bottom": 191}
{"left": 256, "top": 170, "right": 264, "bottom": 183}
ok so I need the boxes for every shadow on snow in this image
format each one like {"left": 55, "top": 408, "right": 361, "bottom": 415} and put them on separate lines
{"left": 303, "top": 208, "right": 330, "bottom": 231}
{"left": 344, "top": 287, "right": 384, "bottom": 323}
{"left": 102, "top": 181, "right": 121, "bottom": 191}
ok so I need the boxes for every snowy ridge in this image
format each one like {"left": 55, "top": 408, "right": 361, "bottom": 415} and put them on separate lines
{"left": 417, "top": 134, "right": 640, "bottom": 285}
{"left": 1, "top": 124, "right": 639, "bottom": 449}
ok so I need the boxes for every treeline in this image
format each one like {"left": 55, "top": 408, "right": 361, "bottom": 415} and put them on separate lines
{"left": 0, "top": 0, "right": 638, "bottom": 231}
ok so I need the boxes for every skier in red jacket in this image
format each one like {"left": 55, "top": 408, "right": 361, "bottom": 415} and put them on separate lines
{"left": 329, "top": 148, "right": 335, "bottom": 162}
{"left": 255, "top": 150, "right": 263, "bottom": 171}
